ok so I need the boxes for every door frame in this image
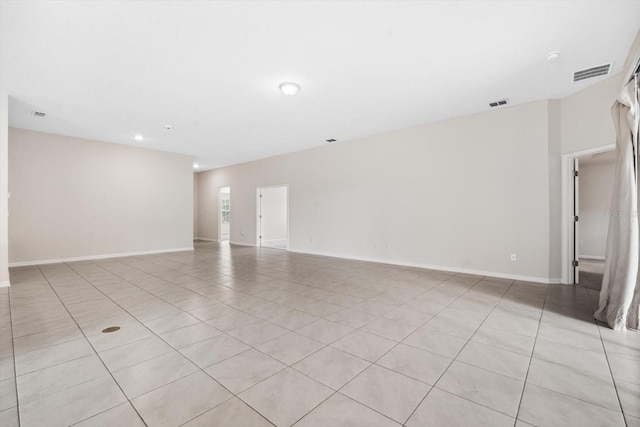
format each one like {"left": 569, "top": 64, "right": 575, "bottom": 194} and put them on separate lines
{"left": 256, "top": 184, "right": 289, "bottom": 250}
{"left": 561, "top": 144, "right": 615, "bottom": 284}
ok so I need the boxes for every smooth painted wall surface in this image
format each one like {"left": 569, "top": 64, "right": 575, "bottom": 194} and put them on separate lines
{"left": 197, "top": 100, "right": 553, "bottom": 281}
{"left": 0, "top": 93, "right": 8, "bottom": 284}
{"left": 561, "top": 74, "right": 622, "bottom": 155}
{"left": 579, "top": 154, "right": 615, "bottom": 259}
{"left": 260, "top": 186, "right": 288, "bottom": 245}
{"left": 9, "top": 128, "right": 193, "bottom": 264}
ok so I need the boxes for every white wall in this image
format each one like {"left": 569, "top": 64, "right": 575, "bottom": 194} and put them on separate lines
{"left": 0, "top": 93, "right": 9, "bottom": 285}
{"left": 561, "top": 74, "right": 622, "bottom": 154}
{"left": 197, "top": 100, "right": 554, "bottom": 282}
{"left": 9, "top": 128, "right": 194, "bottom": 264}
{"left": 260, "top": 186, "right": 287, "bottom": 246}
{"left": 193, "top": 173, "right": 198, "bottom": 238}
{"left": 579, "top": 153, "right": 615, "bottom": 259}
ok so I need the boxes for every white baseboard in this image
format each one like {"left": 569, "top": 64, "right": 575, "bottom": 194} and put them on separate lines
{"left": 0, "top": 281, "right": 10, "bottom": 288}
{"left": 580, "top": 255, "right": 605, "bottom": 261}
{"left": 229, "top": 241, "right": 255, "bottom": 247}
{"left": 289, "top": 248, "right": 560, "bottom": 284}
{"left": 8, "top": 247, "right": 194, "bottom": 267}
{"left": 194, "top": 237, "right": 218, "bottom": 242}
{"left": 261, "top": 239, "right": 287, "bottom": 245}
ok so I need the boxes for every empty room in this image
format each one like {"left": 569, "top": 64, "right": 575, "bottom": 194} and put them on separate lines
{"left": 1, "top": 1, "right": 640, "bottom": 426}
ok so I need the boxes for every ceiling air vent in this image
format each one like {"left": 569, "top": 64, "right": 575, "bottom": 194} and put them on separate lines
{"left": 489, "top": 99, "right": 508, "bottom": 108}
{"left": 31, "top": 111, "right": 46, "bottom": 117}
{"left": 573, "top": 63, "right": 612, "bottom": 82}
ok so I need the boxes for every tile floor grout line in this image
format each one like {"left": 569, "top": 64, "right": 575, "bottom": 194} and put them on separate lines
{"left": 329, "top": 276, "right": 517, "bottom": 425}
{"left": 513, "top": 279, "right": 550, "bottom": 425}
{"left": 6, "top": 282, "right": 21, "bottom": 427}
{"left": 61, "top": 262, "right": 244, "bottom": 402}
{"left": 34, "top": 264, "right": 149, "bottom": 427}
{"left": 9, "top": 246, "right": 632, "bottom": 426}
{"left": 585, "top": 285, "right": 629, "bottom": 426}
{"left": 63, "top": 257, "right": 350, "bottom": 426}
{"left": 401, "top": 278, "right": 524, "bottom": 425}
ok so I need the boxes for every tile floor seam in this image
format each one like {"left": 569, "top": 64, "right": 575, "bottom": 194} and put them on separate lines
{"left": 63, "top": 258, "right": 352, "bottom": 425}
{"left": 513, "top": 280, "right": 549, "bottom": 423}
{"left": 404, "top": 279, "right": 521, "bottom": 424}
{"left": 6, "top": 283, "right": 21, "bottom": 427}
{"left": 34, "top": 263, "right": 149, "bottom": 427}
{"left": 7, "top": 247, "right": 633, "bottom": 427}
{"left": 337, "top": 276, "right": 508, "bottom": 425}
{"left": 587, "top": 286, "right": 629, "bottom": 423}
{"left": 60, "top": 264, "right": 245, "bottom": 406}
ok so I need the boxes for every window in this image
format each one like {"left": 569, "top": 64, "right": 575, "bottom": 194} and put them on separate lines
{"left": 222, "top": 199, "right": 230, "bottom": 224}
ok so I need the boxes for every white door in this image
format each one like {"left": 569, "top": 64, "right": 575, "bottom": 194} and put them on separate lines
{"left": 258, "top": 186, "right": 288, "bottom": 249}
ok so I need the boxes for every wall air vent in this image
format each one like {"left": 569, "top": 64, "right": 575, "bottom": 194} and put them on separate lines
{"left": 489, "top": 99, "right": 508, "bottom": 108}
{"left": 31, "top": 111, "right": 46, "bottom": 117}
{"left": 573, "top": 63, "right": 612, "bottom": 82}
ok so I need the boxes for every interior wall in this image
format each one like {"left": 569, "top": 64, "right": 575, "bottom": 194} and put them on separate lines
{"left": 579, "top": 153, "right": 615, "bottom": 259}
{"left": 198, "top": 100, "right": 553, "bottom": 282}
{"left": 0, "top": 93, "right": 9, "bottom": 285}
{"left": 193, "top": 173, "right": 198, "bottom": 239}
{"left": 9, "top": 128, "right": 194, "bottom": 264}
{"left": 561, "top": 73, "right": 622, "bottom": 154}
{"left": 260, "top": 186, "right": 288, "bottom": 246}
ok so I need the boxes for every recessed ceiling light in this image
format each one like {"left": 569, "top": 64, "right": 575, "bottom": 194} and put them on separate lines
{"left": 31, "top": 111, "right": 46, "bottom": 117}
{"left": 134, "top": 134, "right": 144, "bottom": 141}
{"left": 279, "top": 82, "right": 300, "bottom": 96}
{"left": 165, "top": 125, "right": 173, "bottom": 130}
{"left": 546, "top": 51, "right": 560, "bottom": 62}
{"left": 193, "top": 164, "right": 199, "bottom": 169}
{"left": 326, "top": 139, "right": 337, "bottom": 143}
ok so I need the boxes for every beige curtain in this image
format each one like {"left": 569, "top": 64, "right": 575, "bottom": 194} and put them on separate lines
{"left": 594, "top": 76, "right": 639, "bottom": 331}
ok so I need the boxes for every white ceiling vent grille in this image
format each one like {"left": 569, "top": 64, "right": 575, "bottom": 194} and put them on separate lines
{"left": 573, "top": 63, "right": 612, "bottom": 82}
{"left": 489, "top": 99, "right": 508, "bottom": 108}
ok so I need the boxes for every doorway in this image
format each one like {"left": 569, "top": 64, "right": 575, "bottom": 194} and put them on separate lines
{"left": 219, "top": 187, "right": 230, "bottom": 242}
{"left": 563, "top": 147, "right": 615, "bottom": 286}
{"left": 256, "top": 185, "right": 288, "bottom": 250}
{"left": 576, "top": 151, "right": 616, "bottom": 289}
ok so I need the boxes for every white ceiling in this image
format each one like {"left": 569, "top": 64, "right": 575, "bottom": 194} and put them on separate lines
{"left": 2, "top": 1, "right": 639, "bottom": 170}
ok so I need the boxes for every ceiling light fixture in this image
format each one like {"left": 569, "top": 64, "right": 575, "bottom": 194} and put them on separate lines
{"left": 193, "top": 164, "right": 199, "bottom": 169}
{"left": 134, "top": 134, "right": 144, "bottom": 141}
{"left": 546, "top": 51, "right": 560, "bottom": 62}
{"left": 165, "top": 125, "right": 173, "bottom": 130}
{"left": 279, "top": 82, "right": 300, "bottom": 96}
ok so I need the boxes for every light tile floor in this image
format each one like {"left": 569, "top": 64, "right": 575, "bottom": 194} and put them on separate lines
{"left": 1, "top": 241, "right": 639, "bottom": 426}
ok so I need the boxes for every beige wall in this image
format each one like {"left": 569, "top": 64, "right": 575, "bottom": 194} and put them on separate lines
{"left": 9, "top": 129, "right": 194, "bottom": 264}
{"left": 198, "top": 100, "right": 554, "bottom": 282}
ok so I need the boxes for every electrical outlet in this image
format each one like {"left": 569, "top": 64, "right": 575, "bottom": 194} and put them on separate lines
{"left": 511, "top": 254, "right": 517, "bottom": 261}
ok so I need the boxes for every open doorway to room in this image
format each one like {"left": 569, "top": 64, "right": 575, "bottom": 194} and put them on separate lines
{"left": 565, "top": 147, "right": 616, "bottom": 287}
{"left": 256, "top": 185, "right": 288, "bottom": 250}
{"left": 218, "top": 187, "right": 230, "bottom": 243}
{"left": 575, "top": 151, "right": 616, "bottom": 290}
